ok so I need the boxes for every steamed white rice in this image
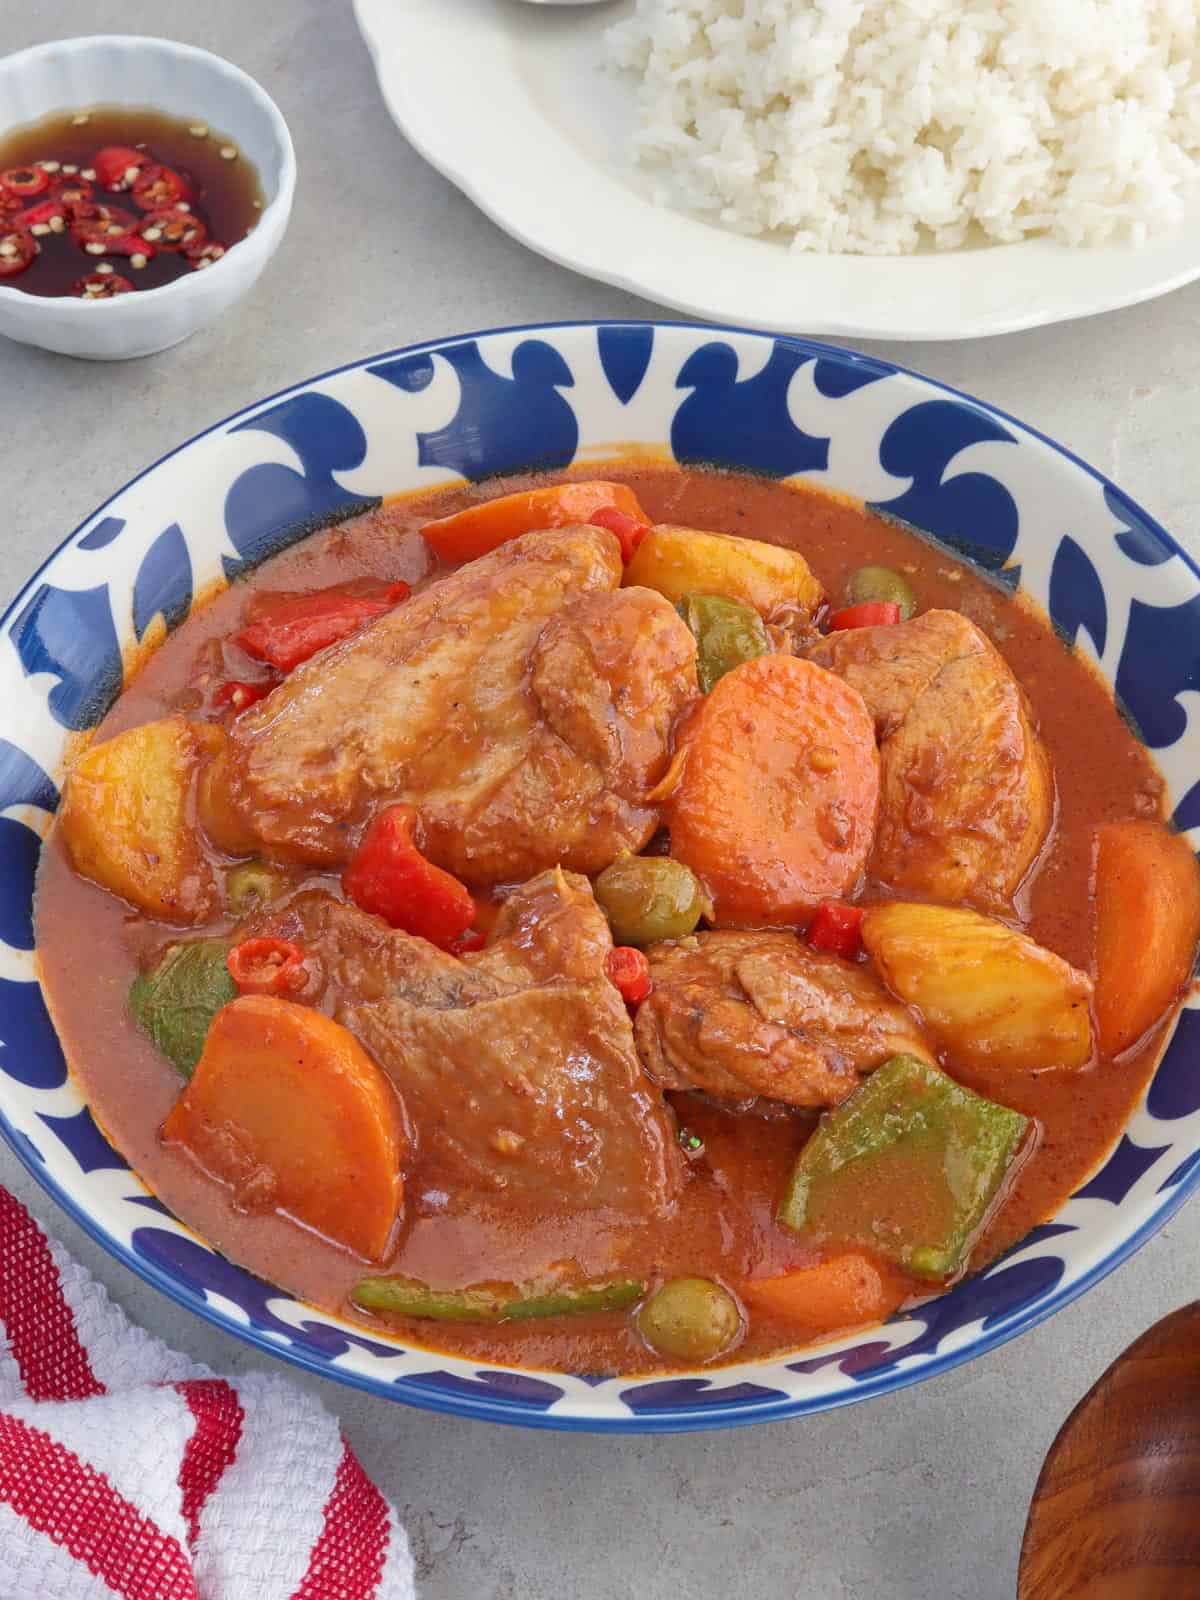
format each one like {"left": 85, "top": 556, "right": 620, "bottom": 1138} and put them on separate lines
{"left": 605, "top": 0, "right": 1200, "bottom": 253}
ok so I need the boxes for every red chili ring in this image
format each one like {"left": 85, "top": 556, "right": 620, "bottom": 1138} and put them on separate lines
{"left": 0, "top": 166, "right": 49, "bottom": 199}
{"left": 11, "top": 200, "right": 66, "bottom": 234}
{"left": 93, "top": 146, "right": 152, "bottom": 191}
{"left": 70, "top": 201, "right": 139, "bottom": 246}
{"left": 137, "top": 207, "right": 206, "bottom": 252}
{"left": 74, "top": 272, "right": 135, "bottom": 299}
{"left": 0, "top": 227, "right": 38, "bottom": 277}
{"left": 131, "top": 164, "right": 193, "bottom": 211}
{"left": 185, "top": 240, "right": 227, "bottom": 270}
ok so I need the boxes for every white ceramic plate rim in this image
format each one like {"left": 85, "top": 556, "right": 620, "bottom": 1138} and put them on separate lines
{"left": 353, "top": 0, "right": 1200, "bottom": 343}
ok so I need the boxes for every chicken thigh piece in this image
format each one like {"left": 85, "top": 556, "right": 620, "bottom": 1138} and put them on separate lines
{"left": 201, "top": 526, "right": 698, "bottom": 884}
{"left": 807, "top": 609, "right": 987, "bottom": 739}
{"left": 808, "top": 610, "right": 1052, "bottom": 910}
{"left": 635, "top": 930, "right": 933, "bottom": 1110}
{"left": 250, "top": 872, "right": 684, "bottom": 1219}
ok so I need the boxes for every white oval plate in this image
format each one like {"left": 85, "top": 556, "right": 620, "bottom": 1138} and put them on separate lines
{"left": 354, "top": 0, "right": 1200, "bottom": 343}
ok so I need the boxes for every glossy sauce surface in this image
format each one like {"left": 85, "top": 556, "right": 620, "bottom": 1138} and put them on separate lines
{"left": 35, "top": 464, "right": 1171, "bottom": 1374}
{"left": 0, "top": 105, "right": 263, "bottom": 296}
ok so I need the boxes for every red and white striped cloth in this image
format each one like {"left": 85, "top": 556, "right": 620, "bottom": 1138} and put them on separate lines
{"left": 0, "top": 1188, "right": 413, "bottom": 1600}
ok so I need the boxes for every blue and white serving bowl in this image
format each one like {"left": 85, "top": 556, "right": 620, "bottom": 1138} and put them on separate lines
{"left": 3, "top": 320, "right": 1199, "bottom": 1431}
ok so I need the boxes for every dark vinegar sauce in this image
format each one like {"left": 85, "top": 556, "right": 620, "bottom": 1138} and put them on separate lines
{"left": 0, "top": 105, "right": 264, "bottom": 297}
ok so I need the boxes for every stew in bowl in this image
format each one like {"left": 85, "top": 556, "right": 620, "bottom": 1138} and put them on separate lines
{"left": 35, "top": 455, "right": 1200, "bottom": 1377}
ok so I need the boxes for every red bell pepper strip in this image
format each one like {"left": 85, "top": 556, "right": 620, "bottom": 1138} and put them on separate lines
{"left": 342, "top": 805, "right": 476, "bottom": 950}
{"left": 227, "top": 937, "right": 308, "bottom": 996}
{"left": 237, "top": 580, "right": 411, "bottom": 674}
{"left": 807, "top": 902, "right": 865, "bottom": 959}
{"left": 212, "top": 681, "right": 269, "bottom": 715}
{"left": 826, "top": 601, "right": 902, "bottom": 632}
{"left": 605, "top": 946, "right": 652, "bottom": 1006}
{"left": 587, "top": 505, "right": 651, "bottom": 564}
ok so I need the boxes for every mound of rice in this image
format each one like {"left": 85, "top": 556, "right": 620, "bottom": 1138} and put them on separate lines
{"left": 605, "top": 0, "right": 1200, "bottom": 253}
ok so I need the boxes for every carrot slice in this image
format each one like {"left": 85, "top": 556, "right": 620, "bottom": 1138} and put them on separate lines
{"left": 669, "top": 655, "right": 879, "bottom": 925}
{"left": 161, "top": 996, "right": 404, "bottom": 1260}
{"left": 1094, "top": 819, "right": 1200, "bottom": 1056}
{"left": 420, "top": 482, "right": 648, "bottom": 565}
{"left": 742, "top": 1252, "right": 907, "bottom": 1333}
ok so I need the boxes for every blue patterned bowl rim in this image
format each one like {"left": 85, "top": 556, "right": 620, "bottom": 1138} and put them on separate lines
{"left": 2, "top": 318, "right": 1198, "bottom": 1433}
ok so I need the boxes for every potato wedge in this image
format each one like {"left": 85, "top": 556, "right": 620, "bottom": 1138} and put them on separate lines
{"left": 861, "top": 902, "right": 1093, "bottom": 1069}
{"left": 624, "top": 524, "right": 823, "bottom": 620}
{"left": 58, "top": 715, "right": 219, "bottom": 924}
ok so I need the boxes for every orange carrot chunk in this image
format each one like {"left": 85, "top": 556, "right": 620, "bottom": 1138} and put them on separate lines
{"left": 162, "top": 996, "right": 404, "bottom": 1261}
{"left": 420, "top": 481, "right": 649, "bottom": 565}
{"left": 1094, "top": 819, "right": 1200, "bottom": 1056}
{"left": 669, "top": 655, "right": 879, "bottom": 926}
{"left": 741, "top": 1252, "right": 908, "bottom": 1334}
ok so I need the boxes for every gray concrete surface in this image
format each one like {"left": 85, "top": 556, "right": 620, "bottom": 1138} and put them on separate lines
{"left": 3, "top": 4, "right": 1200, "bottom": 1596}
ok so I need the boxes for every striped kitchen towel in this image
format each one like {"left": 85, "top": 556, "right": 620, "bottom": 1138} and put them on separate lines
{"left": 0, "top": 1187, "right": 413, "bottom": 1599}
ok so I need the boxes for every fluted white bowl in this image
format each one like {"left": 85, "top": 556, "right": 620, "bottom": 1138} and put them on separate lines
{"left": 0, "top": 35, "right": 295, "bottom": 359}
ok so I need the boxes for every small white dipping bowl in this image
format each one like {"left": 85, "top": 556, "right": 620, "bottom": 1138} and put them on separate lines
{"left": 0, "top": 35, "right": 295, "bottom": 360}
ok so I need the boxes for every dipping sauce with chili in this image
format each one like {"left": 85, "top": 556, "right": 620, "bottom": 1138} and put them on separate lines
{"left": 0, "top": 105, "right": 264, "bottom": 298}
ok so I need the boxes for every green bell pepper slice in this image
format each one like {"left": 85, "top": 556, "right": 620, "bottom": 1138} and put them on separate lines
{"left": 129, "top": 939, "right": 237, "bottom": 1078}
{"left": 351, "top": 1275, "right": 646, "bottom": 1324}
{"left": 677, "top": 592, "right": 771, "bottom": 694}
{"left": 779, "top": 1054, "right": 1029, "bottom": 1281}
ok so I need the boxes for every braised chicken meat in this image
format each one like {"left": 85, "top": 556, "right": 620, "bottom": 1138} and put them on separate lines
{"left": 199, "top": 524, "right": 698, "bottom": 884}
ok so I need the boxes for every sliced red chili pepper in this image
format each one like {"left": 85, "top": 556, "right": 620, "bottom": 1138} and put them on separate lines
{"left": 237, "top": 580, "right": 412, "bottom": 674}
{"left": 131, "top": 163, "right": 194, "bottom": 211}
{"left": 447, "top": 928, "right": 488, "bottom": 956}
{"left": 93, "top": 145, "right": 152, "bottom": 191}
{"left": 807, "top": 901, "right": 866, "bottom": 960}
{"left": 587, "top": 504, "right": 651, "bottom": 564}
{"left": 605, "top": 946, "right": 652, "bottom": 1006}
{"left": 13, "top": 199, "right": 67, "bottom": 234}
{"left": 74, "top": 271, "right": 135, "bottom": 299}
{"left": 186, "top": 240, "right": 226, "bottom": 270}
{"left": 51, "top": 175, "right": 95, "bottom": 212}
{"left": 343, "top": 805, "right": 476, "bottom": 950}
{"left": 227, "top": 937, "right": 308, "bottom": 997}
{"left": 826, "top": 601, "right": 902, "bottom": 632}
{"left": 137, "top": 207, "right": 206, "bottom": 252}
{"left": 0, "top": 228, "right": 38, "bottom": 277}
{"left": 0, "top": 166, "right": 49, "bottom": 199}
{"left": 213, "top": 680, "right": 269, "bottom": 715}
{"left": 70, "top": 201, "right": 139, "bottom": 247}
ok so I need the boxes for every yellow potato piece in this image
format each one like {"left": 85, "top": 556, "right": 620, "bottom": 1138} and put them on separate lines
{"left": 58, "top": 715, "right": 218, "bottom": 923}
{"left": 861, "top": 901, "right": 1093, "bottom": 1070}
{"left": 624, "top": 524, "right": 823, "bottom": 620}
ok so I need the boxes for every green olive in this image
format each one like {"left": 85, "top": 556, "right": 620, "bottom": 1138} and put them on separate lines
{"left": 225, "top": 860, "right": 292, "bottom": 914}
{"left": 676, "top": 592, "right": 771, "bottom": 694}
{"left": 636, "top": 1277, "right": 742, "bottom": 1364}
{"left": 594, "top": 855, "right": 704, "bottom": 947}
{"left": 844, "top": 565, "right": 916, "bottom": 620}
